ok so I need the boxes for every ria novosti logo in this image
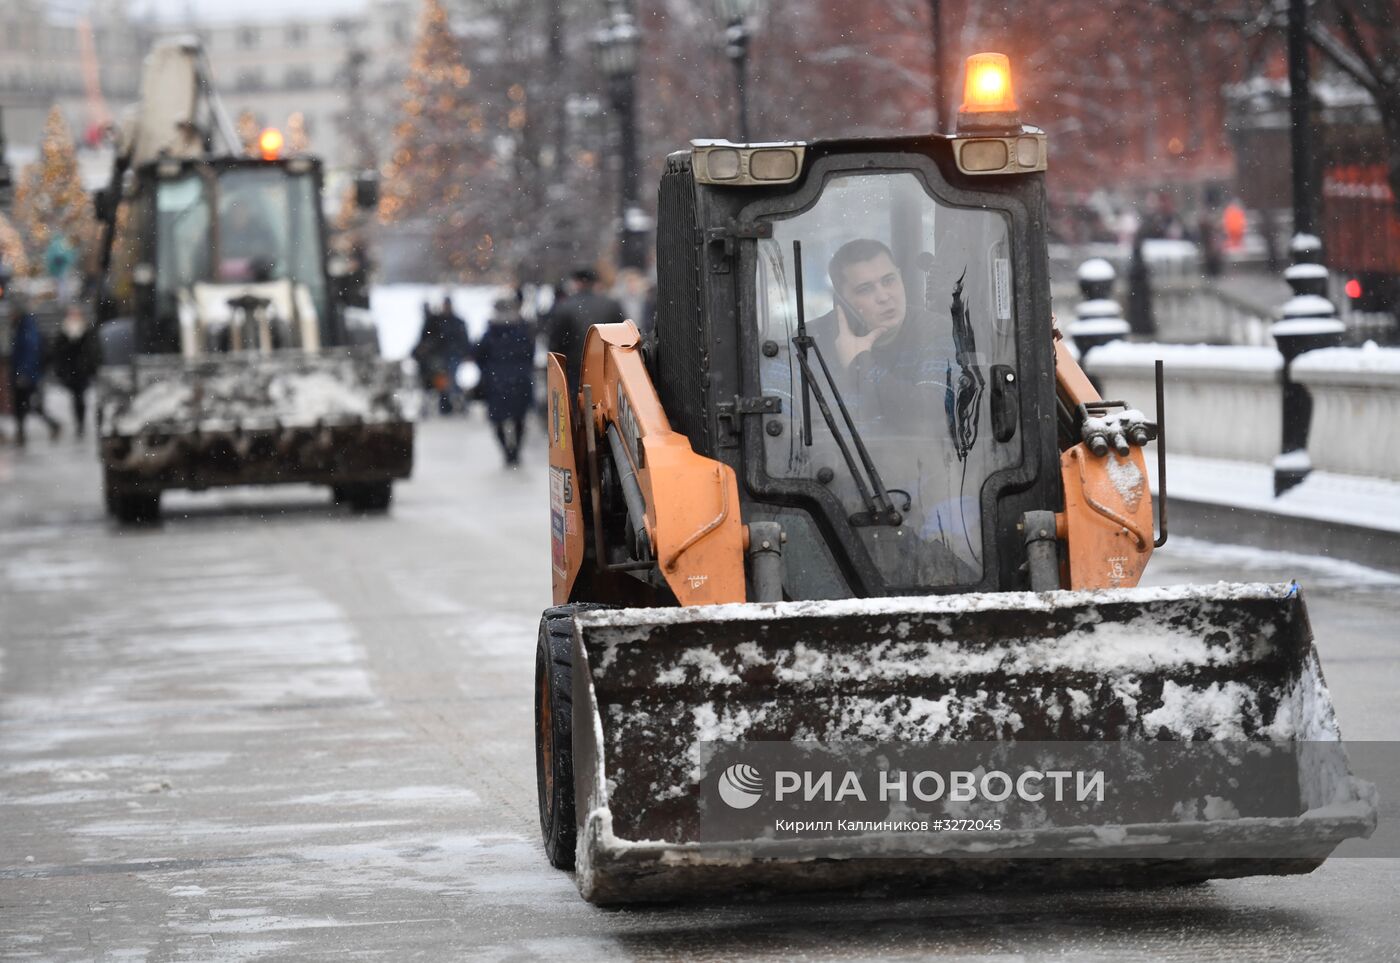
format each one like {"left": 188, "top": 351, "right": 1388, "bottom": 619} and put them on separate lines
{"left": 714, "top": 762, "right": 1106, "bottom": 809}
{"left": 717, "top": 763, "right": 764, "bottom": 809}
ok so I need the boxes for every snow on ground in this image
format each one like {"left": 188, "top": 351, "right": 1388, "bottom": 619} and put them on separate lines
{"left": 368, "top": 284, "right": 505, "bottom": 360}
{"left": 1150, "top": 453, "right": 1400, "bottom": 534}
{"left": 1159, "top": 536, "right": 1400, "bottom": 588}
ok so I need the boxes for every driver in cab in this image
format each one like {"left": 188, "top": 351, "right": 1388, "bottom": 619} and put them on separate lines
{"left": 812, "top": 238, "right": 956, "bottom": 431}
{"left": 219, "top": 197, "right": 281, "bottom": 282}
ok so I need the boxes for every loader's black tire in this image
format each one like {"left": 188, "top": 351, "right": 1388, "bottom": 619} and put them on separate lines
{"left": 535, "top": 603, "right": 610, "bottom": 871}
{"left": 112, "top": 490, "right": 161, "bottom": 525}
{"left": 330, "top": 484, "right": 348, "bottom": 505}
{"left": 345, "top": 481, "right": 393, "bottom": 513}
{"left": 536, "top": 609, "right": 578, "bottom": 870}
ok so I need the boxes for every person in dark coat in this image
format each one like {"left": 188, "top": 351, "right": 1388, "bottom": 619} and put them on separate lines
{"left": 49, "top": 305, "right": 100, "bottom": 438}
{"left": 1125, "top": 226, "right": 1156, "bottom": 337}
{"left": 412, "top": 293, "right": 471, "bottom": 415}
{"left": 545, "top": 268, "right": 624, "bottom": 389}
{"left": 9, "top": 302, "right": 61, "bottom": 445}
{"left": 475, "top": 297, "right": 536, "bottom": 466}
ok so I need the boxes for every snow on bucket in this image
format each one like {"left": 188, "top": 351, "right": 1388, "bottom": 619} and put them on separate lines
{"left": 570, "top": 582, "right": 1376, "bottom": 904}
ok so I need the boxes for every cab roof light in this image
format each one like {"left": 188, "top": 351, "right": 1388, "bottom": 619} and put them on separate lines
{"left": 691, "top": 141, "right": 806, "bottom": 186}
{"left": 957, "top": 52, "right": 1020, "bottom": 132}
{"left": 258, "top": 127, "right": 284, "bottom": 161}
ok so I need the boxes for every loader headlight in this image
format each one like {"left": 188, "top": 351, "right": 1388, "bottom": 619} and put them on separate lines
{"left": 952, "top": 131, "right": 1047, "bottom": 176}
{"left": 692, "top": 141, "right": 806, "bottom": 186}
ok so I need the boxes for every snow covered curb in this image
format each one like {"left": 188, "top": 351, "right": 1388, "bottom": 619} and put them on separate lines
{"left": 1150, "top": 453, "right": 1400, "bottom": 538}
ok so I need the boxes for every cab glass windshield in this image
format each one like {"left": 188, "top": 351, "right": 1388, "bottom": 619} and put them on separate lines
{"left": 754, "top": 171, "right": 1021, "bottom": 589}
{"left": 154, "top": 165, "right": 328, "bottom": 324}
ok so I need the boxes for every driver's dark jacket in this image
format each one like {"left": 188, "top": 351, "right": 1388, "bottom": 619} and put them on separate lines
{"left": 809, "top": 304, "right": 957, "bottom": 432}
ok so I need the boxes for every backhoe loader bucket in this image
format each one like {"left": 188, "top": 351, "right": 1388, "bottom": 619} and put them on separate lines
{"left": 571, "top": 582, "right": 1376, "bottom": 904}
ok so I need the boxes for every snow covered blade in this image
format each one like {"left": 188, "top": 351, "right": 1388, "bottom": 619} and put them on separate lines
{"left": 98, "top": 351, "right": 412, "bottom": 437}
{"left": 96, "top": 351, "right": 415, "bottom": 491}
{"left": 570, "top": 583, "right": 1376, "bottom": 904}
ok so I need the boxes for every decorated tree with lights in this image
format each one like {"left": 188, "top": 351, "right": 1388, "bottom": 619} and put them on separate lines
{"left": 237, "top": 109, "right": 262, "bottom": 157}
{"left": 0, "top": 212, "right": 29, "bottom": 278}
{"left": 12, "top": 107, "right": 95, "bottom": 279}
{"left": 380, "top": 0, "right": 495, "bottom": 278}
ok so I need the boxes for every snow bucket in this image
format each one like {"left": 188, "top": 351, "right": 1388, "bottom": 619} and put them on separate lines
{"left": 570, "top": 582, "right": 1376, "bottom": 904}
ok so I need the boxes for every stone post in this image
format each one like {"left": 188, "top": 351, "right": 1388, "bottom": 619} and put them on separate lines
{"left": 1272, "top": 234, "right": 1344, "bottom": 495}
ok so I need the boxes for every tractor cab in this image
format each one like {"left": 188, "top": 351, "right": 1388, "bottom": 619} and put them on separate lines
{"left": 104, "top": 154, "right": 342, "bottom": 358}
{"left": 649, "top": 85, "right": 1055, "bottom": 599}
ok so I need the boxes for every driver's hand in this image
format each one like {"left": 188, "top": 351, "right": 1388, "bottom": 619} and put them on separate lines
{"left": 834, "top": 303, "right": 881, "bottom": 368}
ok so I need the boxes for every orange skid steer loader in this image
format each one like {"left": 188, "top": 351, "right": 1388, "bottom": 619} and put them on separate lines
{"left": 535, "top": 54, "right": 1376, "bottom": 904}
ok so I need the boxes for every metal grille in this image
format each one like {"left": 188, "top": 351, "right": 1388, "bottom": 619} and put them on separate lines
{"left": 654, "top": 161, "right": 710, "bottom": 453}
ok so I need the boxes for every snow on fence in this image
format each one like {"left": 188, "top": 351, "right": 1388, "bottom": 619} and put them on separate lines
{"left": 1084, "top": 342, "right": 1282, "bottom": 464}
{"left": 1085, "top": 341, "right": 1400, "bottom": 480}
{"left": 1292, "top": 344, "right": 1400, "bottom": 482}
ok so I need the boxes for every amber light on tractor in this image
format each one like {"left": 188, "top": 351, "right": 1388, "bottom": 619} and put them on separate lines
{"left": 957, "top": 52, "right": 1020, "bottom": 133}
{"left": 950, "top": 51, "right": 1044, "bottom": 176}
{"left": 259, "top": 127, "right": 284, "bottom": 161}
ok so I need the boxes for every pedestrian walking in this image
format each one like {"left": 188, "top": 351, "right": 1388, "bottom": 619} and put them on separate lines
{"left": 545, "top": 268, "right": 624, "bottom": 389}
{"left": 475, "top": 296, "right": 536, "bottom": 467}
{"left": 412, "top": 293, "right": 471, "bottom": 416}
{"left": 1125, "top": 227, "right": 1156, "bottom": 337}
{"left": 9, "top": 299, "right": 61, "bottom": 445}
{"left": 50, "top": 305, "right": 99, "bottom": 438}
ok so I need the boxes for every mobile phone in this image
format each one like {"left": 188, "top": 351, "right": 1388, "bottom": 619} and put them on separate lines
{"left": 832, "top": 291, "right": 871, "bottom": 336}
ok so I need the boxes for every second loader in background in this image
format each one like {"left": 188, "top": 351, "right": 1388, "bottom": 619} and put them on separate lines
{"left": 92, "top": 38, "right": 413, "bottom": 523}
{"left": 534, "top": 52, "right": 1377, "bottom": 904}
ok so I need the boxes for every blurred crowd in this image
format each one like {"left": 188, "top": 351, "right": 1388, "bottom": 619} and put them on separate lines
{"left": 2, "top": 286, "right": 99, "bottom": 448}
{"left": 410, "top": 266, "right": 654, "bottom": 468}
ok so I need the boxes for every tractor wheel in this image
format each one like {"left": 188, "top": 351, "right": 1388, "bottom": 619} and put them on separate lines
{"left": 112, "top": 491, "right": 161, "bottom": 525}
{"left": 535, "top": 608, "right": 578, "bottom": 870}
{"left": 535, "top": 603, "right": 611, "bottom": 870}
{"left": 346, "top": 481, "right": 393, "bottom": 513}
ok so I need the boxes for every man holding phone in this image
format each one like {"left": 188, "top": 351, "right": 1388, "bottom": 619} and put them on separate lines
{"left": 814, "top": 237, "right": 956, "bottom": 430}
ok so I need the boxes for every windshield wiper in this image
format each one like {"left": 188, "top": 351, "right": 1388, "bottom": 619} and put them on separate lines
{"left": 790, "top": 240, "right": 902, "bottom": 528}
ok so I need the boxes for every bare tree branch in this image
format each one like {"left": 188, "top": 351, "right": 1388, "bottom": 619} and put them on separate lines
{"left": 1306, "top": 17, "right": 1382, "bottom": 94}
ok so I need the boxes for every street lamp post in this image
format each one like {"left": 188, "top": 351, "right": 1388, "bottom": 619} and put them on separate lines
{"left": 1287, "top": 0, "right": 1315, "bottom": 238}
{"left": 594, "top": 9, "right": 646, "bottom": 269}
{"left": 716, "top": 0, "right": 762, "bottom": 142}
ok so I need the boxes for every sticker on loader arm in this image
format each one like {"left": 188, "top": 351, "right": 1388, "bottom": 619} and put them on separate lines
{"left": 550, "top": 388, "right": 568, "bottom": 451}
{"left": 550, "top": 466, "right": 568, "bottom": 577}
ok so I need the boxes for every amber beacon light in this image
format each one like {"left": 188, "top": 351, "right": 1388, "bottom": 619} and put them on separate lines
{"left": 258, "top": 127, "right": 284, "bottom": 161}
{"left": 957, "top": 52, "right": 1020, "bottom": 131}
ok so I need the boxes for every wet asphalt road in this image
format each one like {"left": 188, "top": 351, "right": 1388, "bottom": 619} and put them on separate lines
{"left": 2, "top": 411, "right": 1398, "bottom": 961}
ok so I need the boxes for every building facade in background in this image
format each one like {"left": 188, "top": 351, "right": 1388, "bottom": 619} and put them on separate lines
{"left": 0, "top": 0, "right": 413, "bottom": 179}
{"left": 163, "top": 0, "right": 414, "bottom": 174}
{"left": 0, "top": 0, "right": 145, "bottom": 174}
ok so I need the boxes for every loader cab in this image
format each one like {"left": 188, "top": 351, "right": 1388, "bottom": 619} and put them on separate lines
{"left": 650, "top": 131, "right": 1059, "bottom": 599}
{"left": 102, "top": 155, "right": 344, "bottom": 356}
